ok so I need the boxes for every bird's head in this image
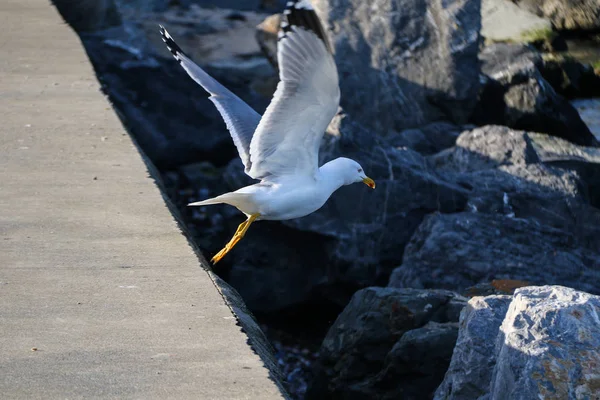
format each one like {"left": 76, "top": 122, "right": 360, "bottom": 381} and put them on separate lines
{"left": 333, "top": 157, "right": 375, "bottom": 189}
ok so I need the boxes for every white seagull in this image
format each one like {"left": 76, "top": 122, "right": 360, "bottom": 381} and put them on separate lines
{"left": 160, "top": 0, "right": 375, "bottom": 264}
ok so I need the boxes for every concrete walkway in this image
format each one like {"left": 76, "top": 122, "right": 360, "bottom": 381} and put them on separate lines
{"left": 0, "top": 0, "right": 284, "bottom": 398}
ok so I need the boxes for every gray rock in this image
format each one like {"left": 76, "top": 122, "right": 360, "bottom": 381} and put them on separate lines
{"left": 573, "top": 98, "right": 600, "bottom": 142}
{"left": 529, "top": 132, "right": 600, "bottom": 207}
{"left": 431, "top": 125, "right": 600, "bottom": 207}
{"left": 312, "top": 0, "right": 481, "bottom": 135}
{"left": 481, "top": 0, "right": 551, "bottom": 43}
{"left": 474, "top": 43, "right": 598, "bottom": 147}
{"left": 308, "top": 287, "right": 467, "bottom": 400}
{"left": 515, "top": 0, "right": 600, "bottom": 31}
{"left": 372, "top": 321, "right": 459, "bottom": 400}
{"left": 389, "top": 212, "right": 600, "bottom": 294}
{"left": 436, "top": 286, "right": 600, "bottom": 400}
{"left": 490, "top": 286, "right": 600, "bottom": 400}
{"left": 430, "top": 125, "right": 539, "bottom": 173}
{"left": 434, "top": 295, "right": 512, "bottom": 400}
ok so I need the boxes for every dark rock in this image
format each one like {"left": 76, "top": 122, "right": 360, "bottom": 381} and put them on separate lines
{"left": 224, "top": 221, "right": 330, "bottom": 313}
{"left": 371, "top": 322, "right": 459, "bottom": 400}
{"left": 536, "top": 55, "right": 600, "bottom": 99}
{"left": 515, "top": 0, "right": 600, "bottom": 31}
{"left": 529, "top": 131, "right": 600, "bottom": 207}
{"left": 282, "top": 143, "right": 468, "bottom": 290}
{"left": 430, "top": 126, "right": 600, "bottom": 209}
{"left": 312, "top": 0, "right": 481, "bottom": 136}
{"left": 388, "top": 212, "right": 600, "bottom": 294}
{"left": 430, "top": 125, "right": 600, "bottom": 247}
{"left": 436, "top": 286, "right": 600, "bottom": 400}
{"left": 308, "top": 287, "right": 467, "bottom": 400}
{"left": 474, "top": 43, "right": 598, "bottom": 146}
{"left": 80, "top": 28, "right": 270, "bottom": 170}
{"left": 51, "top": 0, "right": 122, "bottom": 32}
{"left": 390, "top": 122, "right": 463, "bottom": 155}
{"left": 434, "top": 295, "right": 513, "bottom": 400}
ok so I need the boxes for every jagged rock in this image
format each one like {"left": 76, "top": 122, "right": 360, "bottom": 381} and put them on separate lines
{"left": 390, "top": 122, "right": 463, "bottom": 155}
{"left": 434, "top": 295, "right": 512, "bottom": 400}
{"left": 430, "top": 126, "right": 600, "bottom": 202}
{"left": 474, "top": 43, "right": 598, "bottom": 146}
{"left": 430, "top": 125, "right": 539, "bottom": 173}
{"left": 481, "top": 0, "right": 551, "bottom": 43}
{"left": 311, "top": 0, "right": 481, "bottom": 135}
{"left": 429, "top": 125, "right": 600, "bottom": 247}
{"left": 307, "top": 287, "right": 467, "bottom": 400}
{"left": 436, "top": 286, "right": 600, "bottom": 400}
{"left": 573, "top": 98, "right": 600, "bottom": 141}
{"left": 530, "top": 131, "right": 600, "bottom": 207}
{"left": 389, "top": 212, "right": 600, "bottom": 294}
{"left": 515, "top": 0, "right": 600, "bottom": 31}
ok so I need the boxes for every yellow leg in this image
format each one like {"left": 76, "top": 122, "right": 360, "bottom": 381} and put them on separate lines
{"left": 211, "top": 214, "right": 260, "bottom": 264}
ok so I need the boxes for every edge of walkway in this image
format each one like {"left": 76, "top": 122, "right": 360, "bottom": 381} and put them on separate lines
{"left": 0, "top": 0, "right": 287, "bottom": 398}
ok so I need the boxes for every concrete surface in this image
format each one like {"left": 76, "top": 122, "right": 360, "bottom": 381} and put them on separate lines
{"left": 0, "top": 0, "right": 285, "bottom": 398}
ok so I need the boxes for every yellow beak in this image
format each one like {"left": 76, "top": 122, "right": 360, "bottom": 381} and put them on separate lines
{"left": 362, "top": 177, "right": 376, "bottom": 189}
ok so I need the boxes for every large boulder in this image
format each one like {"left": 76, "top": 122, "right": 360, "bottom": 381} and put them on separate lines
{"left": 436, "top": 286, "right": 600, "bottom": 400}
{"left": 515, "top": 0, "right": 600, "bottom": 31}
{"left": 389, "top": 212, "right": 600, "bottom": 294}
{"left": 308, "top": 287, "right": 467, "bottom": 400}
{"left": 481, "top": 0, "right": 551, "bottom": 43}
{"left": 434, "top": 295, "right": 512, "bottom": 400}
{"left": 311, "top": 0, "right": 481, "bottom": 135}
{"left": 473, "top": 43, "right": 598, "bottom": 147}
{"left": 428, "top": 126, "right": 600, "bottom": 237}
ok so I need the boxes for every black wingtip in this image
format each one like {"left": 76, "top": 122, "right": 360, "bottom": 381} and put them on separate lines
{"left": 279, "top": 0, "right": 333, "bottom": 53}
{"left": 159, "top": 24, "right": 185, "bottom": 62}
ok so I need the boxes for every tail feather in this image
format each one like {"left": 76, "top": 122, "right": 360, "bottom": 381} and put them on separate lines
{"left": 188, "top": 192, "right": 254, "bottom": 210}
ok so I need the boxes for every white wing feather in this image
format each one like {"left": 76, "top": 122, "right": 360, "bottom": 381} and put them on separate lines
{"left": 247, "top": 8, "right": 340, "bottom": 179}
{"left": 160, "top": 26, "right": 260, "bottom": 174}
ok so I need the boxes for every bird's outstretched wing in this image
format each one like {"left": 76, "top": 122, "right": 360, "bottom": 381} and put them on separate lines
{"left": 247, "top": 0, "right": 340, "bottom": 179}
{"left": 160, "top": 25, "right": 261, "bottom": 174}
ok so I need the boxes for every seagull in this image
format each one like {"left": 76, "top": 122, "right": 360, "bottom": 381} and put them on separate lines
{"left": 159, "top": 0, "right": 375, "bottom": 264}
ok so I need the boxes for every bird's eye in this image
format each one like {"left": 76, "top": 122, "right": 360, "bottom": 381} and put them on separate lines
{"left": 358, "top": 169, "right": 362, "bottom": 173}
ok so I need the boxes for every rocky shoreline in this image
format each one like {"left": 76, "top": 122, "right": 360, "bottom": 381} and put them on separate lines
{"left": 53, "top": 0, "right": 600, "bottom": 398}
